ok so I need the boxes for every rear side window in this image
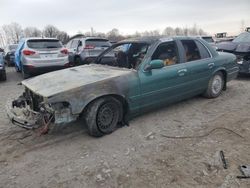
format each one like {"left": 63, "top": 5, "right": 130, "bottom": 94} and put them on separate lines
{"left": 66, "top": 41, "right": 72, "bottom": 49}
{"left": 181, "top": 40, "right": 201, "bottom": 62}
{"left": 85, "top": 39, "right": 111, "bottom": 48}
{"left": 27, "top": 39, "right": 62, "bottom": 49}
{"left": 202, "top": 37, "right": 214, "bottom": 43}
{"left": 195, "top": 41, "right": 211, "bottom": 59}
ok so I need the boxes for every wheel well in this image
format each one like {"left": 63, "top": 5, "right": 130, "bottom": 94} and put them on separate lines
{"left": 82, "top": 94, "right": 129, "bottom": 121}
{"left": 217, "top": 70, "right": 227, "bottom": 90}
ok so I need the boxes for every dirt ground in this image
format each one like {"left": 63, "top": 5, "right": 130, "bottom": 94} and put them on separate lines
{"left": 0, "top": 67, "right": 250, "bottom": 188}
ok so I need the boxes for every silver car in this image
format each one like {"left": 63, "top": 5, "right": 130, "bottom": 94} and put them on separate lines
{"left": 66, "top": 37, "right": 111, "bottom": 65}
{"left": 15, "top": 38, "right": 69, "bottom": 79}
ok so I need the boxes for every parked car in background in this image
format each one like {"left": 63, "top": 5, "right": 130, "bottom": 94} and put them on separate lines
{"left": 196, "top": 36, "right": 217, "bottom": 50}
{"left": 15, "top": 38, "right": 69, "bottom": 79}
{"left": 217, "top": 31, "right": 250, "bottom": 74}
{"left": 7, "top": 36, "right": 238, "bottom": 137}
{"left": 0, "top": 52, "right": 6, "bottom": 81}
{"left": 215, "top": 32, "right": 235, "bottom": 43}
{"left": 4, "top": 44, "right": 18, "bottom": 66}
{"left": 66, "top": 37, "right": 111, "bottom": 66}
{"left": 66, "top": 38, "right": 81, "bottom": 65}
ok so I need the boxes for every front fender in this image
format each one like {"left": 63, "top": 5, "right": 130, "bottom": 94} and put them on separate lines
{"left": 48, "top": 79, "right": 130, "bottom": 115}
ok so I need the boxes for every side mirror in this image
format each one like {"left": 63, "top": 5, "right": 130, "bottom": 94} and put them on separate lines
{"left": 144, "top": 59, "right": 164, "bottom": 71}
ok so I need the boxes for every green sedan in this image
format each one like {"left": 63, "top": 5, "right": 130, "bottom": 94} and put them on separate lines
{"left": 7, "top": 37, "right": 239, "bottom": 137}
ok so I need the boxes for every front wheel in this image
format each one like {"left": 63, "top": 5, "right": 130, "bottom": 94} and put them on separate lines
{"left": 85, "top": 97, "right": 122, "bottom": 137}
{"left": 22, "top": 66, "right": 30, "bottom": 79}
{"left": 204, "top": 72, "right": 225, "bottom": 98}
{"left": 15, "top": 63, "right": 21, "bottom": 72}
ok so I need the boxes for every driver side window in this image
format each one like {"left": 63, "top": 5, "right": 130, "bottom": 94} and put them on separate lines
{"left": 152, "top": 42, "right": 178, "bottom": 66}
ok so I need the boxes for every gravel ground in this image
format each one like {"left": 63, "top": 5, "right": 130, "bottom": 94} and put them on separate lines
{"left": 0, "top": 67, "right": 250, "bottom": 188}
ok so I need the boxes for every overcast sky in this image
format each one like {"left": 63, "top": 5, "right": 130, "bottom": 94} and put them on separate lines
{"left": 1, "top": 0, "right": 250, "bottom": 36}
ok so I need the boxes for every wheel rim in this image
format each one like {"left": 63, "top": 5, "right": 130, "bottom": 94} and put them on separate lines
{"left": 97, "top": 102, "right": 117, "bottom": 132}
{"left": 212, "top": 75, "right": 223, "bottom": 95}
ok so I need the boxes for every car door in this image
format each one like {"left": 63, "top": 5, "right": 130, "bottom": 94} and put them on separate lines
{"left": 179, "top": 39, "right": 214, "bottom": 95}
{"left": 68, "top": 39, "right": 79, "bottom": 63}
{"left": 137, "top": 41, "right": 189, "bottom": 110}
{"left": 15, "top": 39, "right": 25, "bottom": 70}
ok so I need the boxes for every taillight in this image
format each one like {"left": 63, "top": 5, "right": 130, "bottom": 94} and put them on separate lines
{"left": 60, "top": 48, "right": 68, "bottom": 55}
{"left": 23, "top": 49, "right": 36, "bottom": 56}
{"left": 84, "top": 45, "right": 95, "bottom": 49}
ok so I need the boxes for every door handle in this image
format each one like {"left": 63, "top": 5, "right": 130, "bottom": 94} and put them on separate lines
{"left": 208, "top": 63, "right": 215, "bottom": 69}
{"left": 178, "top": 69, "right": 187, "bottom": 76}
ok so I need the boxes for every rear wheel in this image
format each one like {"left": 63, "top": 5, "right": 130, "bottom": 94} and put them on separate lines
{"left": 85, "top": 97, "right": 122, "bottom": 137}
{"left": 75, "top": 57, "right": 81, "bottom": 66}
{"left": 7, "top": 60, "right": 11, "bottom": 67}
{"left": 21, "top": 66, "right": 30, "bottom": 79}
{"left": 1, "top": 70, "right": 6, "bottom": 81}
{"left": 204, "top": 72, "right": 224, "bottom": 98}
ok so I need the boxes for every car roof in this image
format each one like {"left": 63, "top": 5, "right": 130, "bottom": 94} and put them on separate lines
{"left": 81, "top": 37, "right": 109, "bottom": 41}
{"left": 23, "top": 37, "right": 59, "bottom": 41}
{"left": 119, "top": 36, "right": 203, "bottom": 44}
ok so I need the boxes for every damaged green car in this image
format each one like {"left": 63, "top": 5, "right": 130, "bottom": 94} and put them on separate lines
{"left": 7, "top": 37, "right": 239, "bottom": 137}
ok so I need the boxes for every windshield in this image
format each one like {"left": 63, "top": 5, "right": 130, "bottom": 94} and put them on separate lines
{"left": 202, "top": 37, "right": 214, "bottom": 43}
{"left": 233, "top": 32, "right": 250, "bottom": 43}
{"left": 27, "top": 39, "right": 62, "bottom": 49}
{"left": 95, "top": 42, "right": 150, "bottom": 69}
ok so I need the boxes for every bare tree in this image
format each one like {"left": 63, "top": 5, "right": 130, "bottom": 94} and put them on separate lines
{"left": 163, "top": 27, "right": 175, "bottom": 36}
{"left": 24, "top": 27, "right": 42, "bottom": 37}
{"left": 189, "top": 24, "right": 198, "bottom": 36}
{"left": 43, "top": 25, "right": 59, "bottom": 38}
{"left": 198, "top": 28, "right": 207, "bottom": 36}
{"left": 106, "top": 28, "right": 124, "bottom": 42}
{"left": 57, "top": 31, "right": 70, "bottom": 44}
{"left": 2, "top": 22, "right": 23, "bottom": 44}
{"left": 175, "top": 27, "right": 184, "bottom": 36}
{"left": 0, "top": 28, "right": 7, "bottom": 48}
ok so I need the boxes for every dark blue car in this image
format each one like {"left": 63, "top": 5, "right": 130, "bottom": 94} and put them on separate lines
{"left": 217, "top": 31, "right": 250, "bottom": 74}
{"left": 0, "top": 52, "right": 6, "bottom": 81}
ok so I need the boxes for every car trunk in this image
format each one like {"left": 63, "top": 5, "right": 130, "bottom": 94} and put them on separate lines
{"left": 85, "top": 39, "right": 111, "bottom": 57}
{"left": 25, "top": 39, "right": 65, "bottom": 61}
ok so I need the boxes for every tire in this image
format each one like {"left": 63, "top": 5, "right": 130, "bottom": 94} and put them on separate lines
{"left": 1, "top": 71, "right": 6, "bottom": 81}
{"left": 15, "top": 63, "right": 21, "bottom": 73}
{"left": 85, "top": 97, "right": 122, "bottom": 137}
{"left": 22, "top": 66, "right": 30, "bottom": 79}
{"left": 7, "top": 60, "right": 11, "bottom": 67}
{"left": 204, "top": 72, "right": 225, "bottom": 98}
{"left": 75, "top": 57, "right": 81, "bottom": 66}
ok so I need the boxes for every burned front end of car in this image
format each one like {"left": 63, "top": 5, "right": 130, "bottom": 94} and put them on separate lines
{"left": 6, "top": 88, "right": 53, "bottom": 129}
{"left": 6, "top": 87, "right": 77, "bottom": 130}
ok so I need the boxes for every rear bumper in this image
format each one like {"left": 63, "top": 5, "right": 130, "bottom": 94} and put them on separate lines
{"left": 23, "top": 65, "right": 69, "bottom": 75}
{"left": 238, "top": 60, "right": 250, "bottom": 74}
